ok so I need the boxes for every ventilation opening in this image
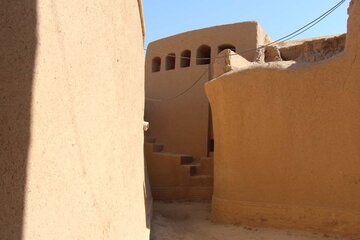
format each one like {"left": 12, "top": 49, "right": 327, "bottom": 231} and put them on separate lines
{"left": 196, "top": 45, "right": 211, "bottom": 65}
{"left": 180, "top": 50, "right": 191, "bottom": 68}
{"left": 218, "top": 44, "right": 236, "bottom": 53}
{"left": 166, "top": 53, "right": 176, "bottom": 70}
{"left": 152, "top": 57, "right": 161, "bottom": 72}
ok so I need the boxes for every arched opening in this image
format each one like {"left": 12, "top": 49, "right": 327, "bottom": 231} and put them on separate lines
{"left": 165, "top": 53, "right": 176, "bottom": 70}
{"left": 180, "top": 50, "right": 191, "bottom": 68}
{"left": 196, "top": 45, "right": 211, "bottom": 65}
{"left": 152, "top": 57, "right": 161, "bottom": 72}
{"left": 218, "top": 44, "right": 236, "bottom": 54}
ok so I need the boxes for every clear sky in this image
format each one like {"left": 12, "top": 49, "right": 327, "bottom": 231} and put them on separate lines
{"left": 143, "top": 0, "right": 350, "bottom": 48}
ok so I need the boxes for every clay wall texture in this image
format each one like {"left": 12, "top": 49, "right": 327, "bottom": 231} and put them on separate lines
{"left": 1, "top": 0, "right": 149, "bottom": 239}
{"left": 206, "top": 0, "right": 360, "bottom": 236}
{"left": 144, "top": 22, "right": 271, "bottom": 201}
{"left": 276, "top": 34, "right": 346, "bottom": 62}
{"left": 145, "top": 22, "right": 269, "bottom": 161}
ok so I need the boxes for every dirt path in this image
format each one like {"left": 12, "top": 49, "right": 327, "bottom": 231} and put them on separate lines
{"left": 151, "top": 202, "right": 350, "bottom": 240}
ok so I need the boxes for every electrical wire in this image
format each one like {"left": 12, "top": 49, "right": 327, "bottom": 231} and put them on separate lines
{"left": 145, "top": 0, "right": 346, "bottom": 102}
{"left": 145, "top": 68, "right": 209, "bottom": 102}
{"left": 144, "top": 0, "right": 346, "bottom": 60}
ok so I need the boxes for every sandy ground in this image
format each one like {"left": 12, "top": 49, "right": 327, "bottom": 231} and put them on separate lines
{"left": 150, "top": 202, "right": 351, "bottom": 240}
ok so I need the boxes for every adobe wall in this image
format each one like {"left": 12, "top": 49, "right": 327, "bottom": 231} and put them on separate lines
{"left": 205, "top": 0, "right": 360, "bottom": 236}
{"left": 0, "top": 0, "right": 149, "bottom": 239}
{"left": 276, "top": 34, "right": 346, "bottom": 62}
{"left": 145, "top": 66, "right": 211, "bottom": 160}
{"left": 145, "top": 22, "right": 269, "bottom": 161}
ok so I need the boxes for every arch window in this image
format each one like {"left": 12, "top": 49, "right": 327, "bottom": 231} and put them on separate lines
{"left": 196, "top": 45, "right": 211, "bottom": 65}
{"left": 165, "top": 53, "right": 176, "bottom": 70}
{"left": 152, "top": 57, "right": 161, "bottom": 72}
{"left": 180, "top": 50, "right": 191, "bottom": 68}
{"left": 218, "top": 44, "right": 236, "bottom": 53}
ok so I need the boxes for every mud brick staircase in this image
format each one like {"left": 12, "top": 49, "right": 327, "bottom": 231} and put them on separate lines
{"left": 144, "top": 136, "right": 213, "bottom": 201}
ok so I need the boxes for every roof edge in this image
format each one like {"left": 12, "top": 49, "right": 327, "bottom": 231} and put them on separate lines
{"left": 137, "top": 0, "right": 145, "bottom": 40}
{"left": 148, "top": 21, "right": 261, "bottom": 47}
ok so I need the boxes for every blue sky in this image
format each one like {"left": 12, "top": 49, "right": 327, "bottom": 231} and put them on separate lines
{"left": 143, "top": 0, "right": 350, "bottom": 47}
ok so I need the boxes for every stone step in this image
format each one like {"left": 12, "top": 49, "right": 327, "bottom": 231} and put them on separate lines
{"left": 144, "top": 142, "right": 164, "bottom": 152}
{"left": 152, "top": 152, "right": 193, "bottom": 165}
{"left": 190, "top": 175, "right": 213, "bottom": 187}
{"left": 181, "top": 163, "right": 200, "bottom": 176}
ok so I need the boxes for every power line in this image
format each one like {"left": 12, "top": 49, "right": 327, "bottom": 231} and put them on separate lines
{"left": 239, "top": 0, "right": 346, "bottom": 56}
{"left": 279, "top": 1, "right": 346, "bottom": 42}
{"left": 144, "top": 0, "right": 346, "bottom": 60}
{"left": 245, "top": 0, "right": 346, "bottom": 52}
{"left": 145, "top": 0, "right": 346, "bottom": 102}
{"left": 268, "top": 1, "right": 344, "bottom": 44}
{"left": 145, "top": 68, "right": 208, "bottom": 102}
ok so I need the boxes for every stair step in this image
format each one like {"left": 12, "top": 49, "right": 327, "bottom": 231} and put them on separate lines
{"left": 145, "top": 136, "right": 156, "bottom": 143}
{"left": 183, "top": 163, "right": 200, "bottom": 167}
{"left": 182, "top": 163, "right": 200, "bottom": 176}
{"left": 190, "top": 175, "right": 213, "bottom": 187}
{"left": 181, "top": 156, "right": 193, "bottom": 165}
{"left": 153, "top": 152, "right": 193, "bottom": 165}
{"left": 145, "top": 142, "right": 163, "bottom": 152}
{"left": 153, "top": 143, "right": 164, "bottom": 152}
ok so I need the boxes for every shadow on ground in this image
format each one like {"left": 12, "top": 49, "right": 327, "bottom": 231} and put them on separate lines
{"left": 151, "top": 202, "right": 351, "bottom": 240}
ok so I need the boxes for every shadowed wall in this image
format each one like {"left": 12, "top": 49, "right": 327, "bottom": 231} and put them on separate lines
{"left": 0, "top": 0, "right": 37, "bottom": 239}
{"left": 1, "top": 0, "right": 149, "bottom": 239}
